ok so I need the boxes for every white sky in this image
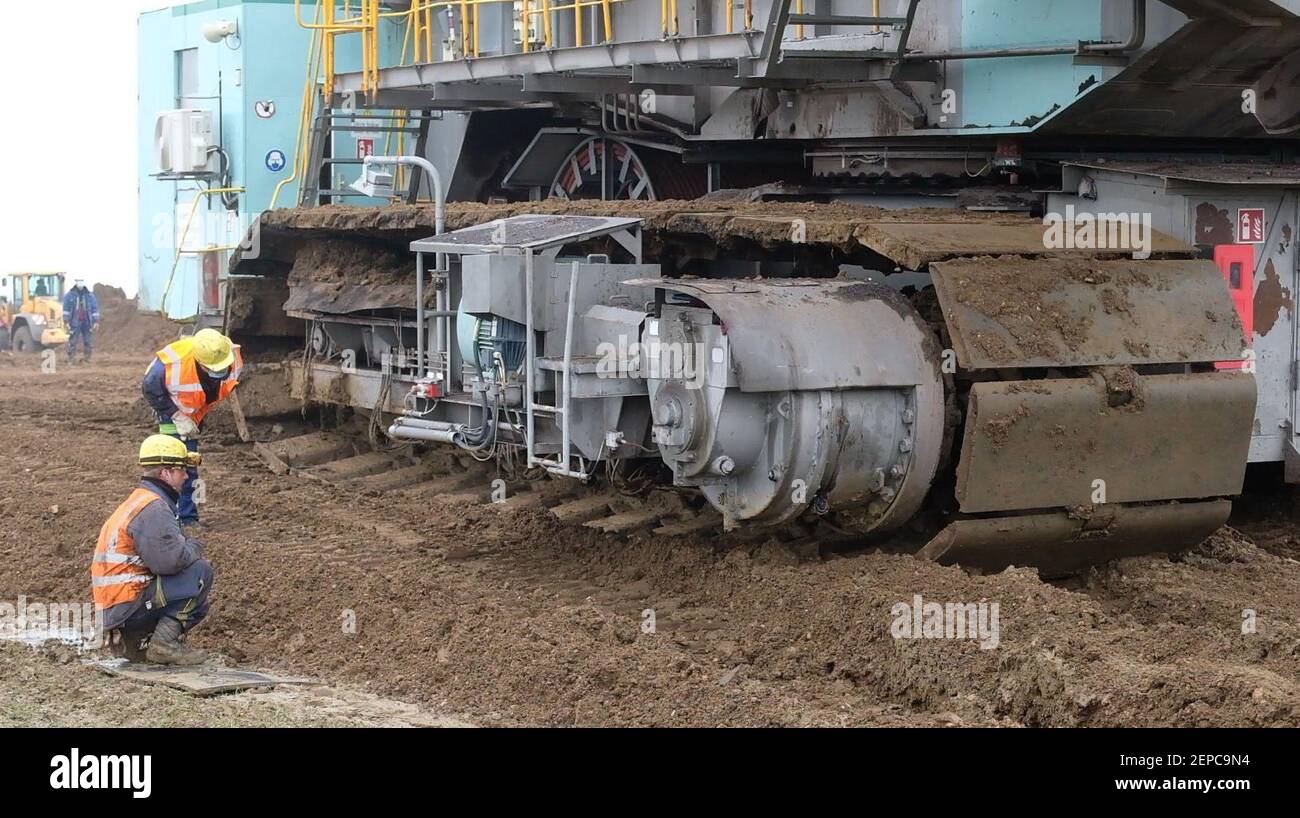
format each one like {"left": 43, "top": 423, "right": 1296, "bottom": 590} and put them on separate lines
{"left": 0, "top": 1, "right": 176, "bottom": 297}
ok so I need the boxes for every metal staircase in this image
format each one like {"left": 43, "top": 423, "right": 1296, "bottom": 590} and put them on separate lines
{"left": 299, "top": 108, "right": 436, "bottom": 206}
{"left": 768, "top": 0, "right": 922, "bottom": 71}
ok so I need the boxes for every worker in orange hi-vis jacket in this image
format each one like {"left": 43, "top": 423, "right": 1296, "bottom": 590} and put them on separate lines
{"left": 140, "top": 328, "right": 244, "bottom": 526}
{"left": 93, "top": 435, "right": 214, "bottom": 666}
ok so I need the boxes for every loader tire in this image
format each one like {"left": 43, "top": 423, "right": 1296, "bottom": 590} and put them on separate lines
{"left": 0, "top": 327, "right": 9, "bottom": 351}
{"left": 11, "top": 326, "right": 37, "bottom": 354}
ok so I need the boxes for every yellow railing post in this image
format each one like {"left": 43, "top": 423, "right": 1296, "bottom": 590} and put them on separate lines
{"left": 575, "top": 0, "right": 583, "bottom": 47}
{"left": 601, "top": 0, "right": 612, "bottom": 43}
{"left": 474, "top": 0, "right": 481, "bottom": 56}
{"left": 542, "top": 0, "right": 552, "bottom": 47}
{"left": 522, "top": 0, "right": 531, "bottom": 51}
{"left": 459, "top": 0, "right": 470, "bottom": 56}
{"left": 161, "top": 187, "right": 247, "bottom": 315}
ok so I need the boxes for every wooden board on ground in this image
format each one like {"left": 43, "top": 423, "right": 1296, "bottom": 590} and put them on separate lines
{"left": 90, "top": 658, "right": 312, "bottom": 697}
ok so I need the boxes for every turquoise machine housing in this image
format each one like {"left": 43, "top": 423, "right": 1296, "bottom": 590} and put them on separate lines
{"left": 137, "top": 0, "right": 403, "bottom": 320}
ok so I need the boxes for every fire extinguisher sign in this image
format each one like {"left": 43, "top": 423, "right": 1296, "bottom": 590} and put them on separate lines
{"left": 1237, "top": 208, "right": 1266, "bottom": 244}
{"left": 357, "top": 138, "right": 375, "bottom": 160}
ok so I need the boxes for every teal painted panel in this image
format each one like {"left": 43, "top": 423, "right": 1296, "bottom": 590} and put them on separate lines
{"left": 140, "top": 2, "right": 325, "bottom": 318}
{"left": 959, "top": 0, "right": 1103, "bottom": 128}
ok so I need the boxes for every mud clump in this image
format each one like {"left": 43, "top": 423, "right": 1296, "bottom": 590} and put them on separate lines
{"left": 949, "top": 257, "right": 1098, "bottom": 362}
{"left": 1095, "top": 365, "right": 1145, "bottom": 412}
{"left": 1191, "top": 527, "right": 1258, "bottom": 563}
{"left": 983, "top": 403, "right": 1031, "bottom": 450}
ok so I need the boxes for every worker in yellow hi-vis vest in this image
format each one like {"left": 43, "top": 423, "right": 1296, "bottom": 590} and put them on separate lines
{"left": 141, "top": 329, "right": 243, "bottom": 526}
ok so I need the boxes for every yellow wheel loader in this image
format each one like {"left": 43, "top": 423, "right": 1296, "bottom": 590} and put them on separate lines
{"left": 0, "top": 273, "right": 69, "bottom": 353}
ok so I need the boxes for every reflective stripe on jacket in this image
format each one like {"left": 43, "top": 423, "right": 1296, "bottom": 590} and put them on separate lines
{"left": 91, "top": 488, "right": 160, "bottom": 610}
{"left": 153, "top": 338, "right": 243, "bottom": 424}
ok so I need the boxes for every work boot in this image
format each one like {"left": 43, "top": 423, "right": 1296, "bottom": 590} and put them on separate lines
{"left": 145, "top": 617, "right": 206, "bottom": 666}
{"left": 119, "top": 628, "right": 151, "bottom": 663}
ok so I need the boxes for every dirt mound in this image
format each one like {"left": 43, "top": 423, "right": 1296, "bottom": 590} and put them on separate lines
{"left": 93, "top": 285, "right": 182, "bottom": 354}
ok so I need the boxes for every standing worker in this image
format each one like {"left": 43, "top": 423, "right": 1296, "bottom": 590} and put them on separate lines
{"left": 141, "top": 328, "right": 243, "bottom": 526}
{"left": 93, "top": 435, "right": 214, "bottom": 665}
{"left": 62, "top": 278, "right": 100, "bottom": 365}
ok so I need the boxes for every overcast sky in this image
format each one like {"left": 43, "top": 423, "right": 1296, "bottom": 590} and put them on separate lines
{"left": 0, "top": 1, "right": 174, "bottom": 296}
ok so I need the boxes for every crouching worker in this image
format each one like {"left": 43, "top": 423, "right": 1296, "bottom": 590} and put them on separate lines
{"left": 92, "top": 435, "right": 214, "bottom": 665}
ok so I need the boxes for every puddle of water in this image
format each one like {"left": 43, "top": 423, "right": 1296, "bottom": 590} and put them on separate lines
{"left": 0, "top": 625, "right": 104, "bottom": 652}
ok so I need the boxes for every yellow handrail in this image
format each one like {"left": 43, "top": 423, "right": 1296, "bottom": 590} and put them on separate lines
{"left": 295, "top": 0, "right": 367, "bottom": 30}
{"left": 304, "top": 0, "right": 643, "bottom": 73}
{"left": 270, "top": 7, "right": 324, "bottom": 210}
{"left": 161, "top": 187, "right": 246, "bottom": 314}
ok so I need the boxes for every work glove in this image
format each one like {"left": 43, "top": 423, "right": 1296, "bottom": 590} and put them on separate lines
{"left": 93, "top": 322, "right": 101, "bottom": 333}
{"left": 171, "top": 414, "right": 199, "bottom": 439}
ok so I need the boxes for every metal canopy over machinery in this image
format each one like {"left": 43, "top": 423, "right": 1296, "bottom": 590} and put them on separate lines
{"left": 411, "top": 214, "right": 643, "bottom": 258}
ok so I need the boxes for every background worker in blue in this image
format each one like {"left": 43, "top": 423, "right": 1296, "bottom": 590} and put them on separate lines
{"left": 141, "top": 328, "right": 243, "bottom": 526}
{"left": 62, "top": 278, "right": 100, "bottom": 364}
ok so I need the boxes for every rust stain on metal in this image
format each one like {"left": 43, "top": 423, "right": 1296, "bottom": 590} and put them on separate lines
{"left": 1253, "top": 259, "right": 1294, "bottom": 336}
{"left": 1194, "top": 202, "right": 1234, "bottom": 246}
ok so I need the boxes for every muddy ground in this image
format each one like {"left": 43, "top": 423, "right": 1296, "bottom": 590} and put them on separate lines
{"left": 2, "top": 331, "right": 1300, "bottom": 726}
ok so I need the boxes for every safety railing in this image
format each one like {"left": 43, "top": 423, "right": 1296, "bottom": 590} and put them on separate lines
{"left": 299, "top": 0, "right": 713, "bottom": 88}
{"left": 295, "top": 1, "right": 381, "bottom": 98}
{"left": 296, "top": 0, "right": 915, "bottom": 93}
{"left": 161, "top": 187, "right": 247, "bottom": 315}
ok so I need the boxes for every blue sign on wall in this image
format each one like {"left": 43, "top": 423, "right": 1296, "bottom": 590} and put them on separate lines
{"left": 265, "top": 149, "right": 287, "bottom": 173}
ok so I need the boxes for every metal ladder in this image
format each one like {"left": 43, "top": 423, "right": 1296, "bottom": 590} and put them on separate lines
{"left": 299, "top": 108, "right": 436, "bottom": 206}
{"left": 768, "top": 0, "right": 922, "bottom": 64}
{"left": 525, "top": 256, "right": 589, "bottom": 481}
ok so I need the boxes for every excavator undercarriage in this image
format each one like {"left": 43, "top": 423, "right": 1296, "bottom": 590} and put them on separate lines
{"left": 229, "top": 200, "right": 1254, "bottom": 576}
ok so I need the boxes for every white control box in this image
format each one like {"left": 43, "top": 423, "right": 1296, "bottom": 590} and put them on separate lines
{"left": 154, "top": 109, "right": 214, "bottom": 175}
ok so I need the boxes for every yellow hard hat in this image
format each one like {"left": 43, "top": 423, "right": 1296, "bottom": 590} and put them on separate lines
{"left": 192, "top": 328, "right": 235, "bottom": 371}
{"left": 139, "top": 435, "right": 202, "bottom": 468}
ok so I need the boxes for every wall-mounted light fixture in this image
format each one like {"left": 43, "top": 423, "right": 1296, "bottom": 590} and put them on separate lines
{"left": 201, "top": 20, "right": 241, "bottom": 48}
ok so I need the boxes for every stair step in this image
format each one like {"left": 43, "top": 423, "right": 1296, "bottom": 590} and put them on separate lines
{"left": 788, "top": 14, "right": 906, "bottom": 26}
